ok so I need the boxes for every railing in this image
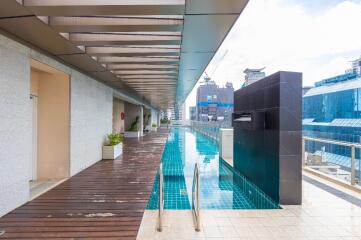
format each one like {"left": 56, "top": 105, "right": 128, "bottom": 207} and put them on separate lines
{"left": 190, "top": 121, "right": 232, "bottom": 142}
{"left": 192, "top": 163, "right": 201, "bottom": 232}
{"left": 170, "top": 120, "right": 191, "bottom": 126}
{"left": 303, "top": 136, "right": 361, "bottom": 186}
{"left": 157, "top": 164, "right": 164, "bottom": 232}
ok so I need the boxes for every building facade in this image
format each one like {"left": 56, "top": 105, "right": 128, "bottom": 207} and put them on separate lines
{"left": 196, "top": 77, "right": 234, "bottom": 125}
{"left": 189, "top": 106, "right": 197, "bottom": 120}
{"left": 303, "top": 64, "right": 361, "bottom": 182}
{"left": 243, "top": 68, "right": 266, "bottom": 86}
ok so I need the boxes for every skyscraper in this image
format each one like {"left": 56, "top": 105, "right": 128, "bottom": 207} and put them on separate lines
{"left": 195, "top": 76, "right": 234, "bottom": 125}
{"left": 243, "top": 68, "right": 266, "bottom": 86}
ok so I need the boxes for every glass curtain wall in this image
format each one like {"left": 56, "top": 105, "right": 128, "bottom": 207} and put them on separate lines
{"left": 303, "top": 86, "right": 361, "bottom": 185}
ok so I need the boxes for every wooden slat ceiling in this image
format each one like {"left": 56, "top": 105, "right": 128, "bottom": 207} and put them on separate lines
{"left": 0, "top": 0, "right": 249, "bottom": 110}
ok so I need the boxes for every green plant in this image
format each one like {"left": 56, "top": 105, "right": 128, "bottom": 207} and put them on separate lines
{"left": 106, "top": 133, "right": 123, "bottom": 146}
{"left": 160, "top": 117, "right": 170, "bottom": 124}
{"left": 152, "top": 123, "right": 157, "bottom": 128}
{"left": 128, "top": 116, "right": 139, "bottom": 131}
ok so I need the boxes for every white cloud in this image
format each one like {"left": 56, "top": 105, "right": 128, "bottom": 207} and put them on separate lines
{"left": 185, "top": 0, "right": 361, "bottom": 116}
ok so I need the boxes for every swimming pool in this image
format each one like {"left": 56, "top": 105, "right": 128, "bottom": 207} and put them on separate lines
{"left": 147, "top": 127, "right": 279, "bottom": 209}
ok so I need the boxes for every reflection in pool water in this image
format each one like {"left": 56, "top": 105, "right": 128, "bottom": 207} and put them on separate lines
{"left": 147, "top": 127, "right": 279, "bottom": 209}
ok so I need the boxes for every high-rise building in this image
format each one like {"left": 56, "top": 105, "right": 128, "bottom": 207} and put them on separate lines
{"left": 189, "top": 106, "right": 197, "bottom": 120}
{"left": 196, "top": 76, "right": 234, "bottom": 125}
{"left": 303, "top": 57, "right": 361, "bottom": 179}
{"left": 243, "top": 67, "right": 266, "bottom": 86}
{"left": 173, "top": 102, "right": 186, "bottom": 121}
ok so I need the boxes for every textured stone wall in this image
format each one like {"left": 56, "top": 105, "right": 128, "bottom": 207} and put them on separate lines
{"left": 0, "top": 33, "right": 113, "bottom": 216}
{"left": 69, "top": 71, "right": 112, "bottom": 176}
{"left": 0, "top": 36, "right": 31, "bottom": 217}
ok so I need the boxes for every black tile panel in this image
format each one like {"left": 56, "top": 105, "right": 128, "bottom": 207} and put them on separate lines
{"left": 233, "top": 71, "right": 302, "bottom": 205}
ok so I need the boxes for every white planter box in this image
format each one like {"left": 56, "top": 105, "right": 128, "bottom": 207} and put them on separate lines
{"left": 124, "top": 131, "right": 141, "bottom": 138}
{"left": 102, "top": 142, "right": 123, "bottom": 160}
{"left": 152, "top": 127, "right": 158, "bottom": 132}
{"left": 160, "top": 124, "right": 169, "bottom": 128}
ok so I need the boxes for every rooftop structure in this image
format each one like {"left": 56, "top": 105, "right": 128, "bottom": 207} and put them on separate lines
{"left": 1, "top": 2, "right": 361, "bottom": 240}
{"left": 243, "top": 67, "right": 266, "bottom": 86}
{"left": 346, "top": 55, "right": 361, "bottom": 75}
{"left": 0, "top": 0, "right": 249, "bottom": 223}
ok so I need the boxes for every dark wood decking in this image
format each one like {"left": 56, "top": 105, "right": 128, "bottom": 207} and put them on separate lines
{"left": 0, "top": 129, "right": 169, "bottom": 239}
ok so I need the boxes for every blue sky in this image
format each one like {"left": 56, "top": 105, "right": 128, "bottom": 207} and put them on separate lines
{"left": 185, "top": 0, "right": 361, "bottom": 116}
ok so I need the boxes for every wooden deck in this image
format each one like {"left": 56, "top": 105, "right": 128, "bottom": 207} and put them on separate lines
{"left": 0, "top": 129, "right": 169, "bottom": 239}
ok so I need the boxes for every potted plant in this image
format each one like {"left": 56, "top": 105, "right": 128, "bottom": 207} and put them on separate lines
{"left": 102, "top": 133, "right": 123, "bottom": 160}
{"left": 160, "top": 117, "right": 170, "bottom": 128}
{"left": 152, "top": 123, "right": 157, "bottom": 132}
{"left": 124, "top": 116, "right": 141, "bottom": 138}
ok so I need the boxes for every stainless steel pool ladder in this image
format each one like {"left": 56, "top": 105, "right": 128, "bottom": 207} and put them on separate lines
{"left": 157, "top": 164, "right": 164, "bottom": 232}
{"left": 192, "top": 163, "right": 201, "bottom": 231}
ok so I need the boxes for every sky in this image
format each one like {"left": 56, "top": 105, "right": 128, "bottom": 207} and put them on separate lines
{"left": 185, "top": 0, "right": 361, "bottom": 118}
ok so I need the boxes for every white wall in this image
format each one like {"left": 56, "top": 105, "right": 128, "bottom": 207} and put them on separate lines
{"left": 0, "top": 37, "right": 31, "bottom": 217}
{"left": 69, "top": 71, "right": 112, "bottom": 175}
{"left": 0, "top": 33, "right": 113, "bottom": 216}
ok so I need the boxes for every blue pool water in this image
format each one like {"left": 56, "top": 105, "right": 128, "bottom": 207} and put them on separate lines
{"left": 147, "top": 127, "right": 279, "bottom": 209}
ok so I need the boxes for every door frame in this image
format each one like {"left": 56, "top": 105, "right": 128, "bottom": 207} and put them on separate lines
{"left": 30, "top": 94, "right": 38, "bottom": 181}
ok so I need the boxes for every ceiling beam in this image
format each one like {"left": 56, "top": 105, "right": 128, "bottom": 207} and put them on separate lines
{"left": 113, "top": 70, "right": 177, "bottom": 75}
{"left": 69, "top": 32, "right": 181, "bottom": 46}
{"left": 98, "top": 56, "right": 179, "bottom": 63}
{"left": 107, "top": 63, "right": 178, "bottom": 70}
{"left": 23, "top": 1, "right": 186, "bottom": 16}
{"left": 117, "top": 75, "right": 177, "bottom": 79}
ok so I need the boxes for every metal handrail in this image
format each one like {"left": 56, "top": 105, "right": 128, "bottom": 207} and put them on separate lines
{"left": 157, "top": 164, "right": 164, "bottom": 232}
{"left": 192, "top": 163, "right": 201, "bottom": 231}
{"left": 303, "top": 136, "right": 360, "bottom": 185}
{"left": 303, "top": 136, "right": 361, "bottom": 148}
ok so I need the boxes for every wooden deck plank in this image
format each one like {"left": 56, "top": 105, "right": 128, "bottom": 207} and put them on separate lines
{"left": 0, "top": 129, "right": 169, "bottom": 239}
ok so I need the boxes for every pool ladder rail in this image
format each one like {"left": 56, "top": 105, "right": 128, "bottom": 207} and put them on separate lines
{"left": 157, "top": 164, "right": 164, "bottom": 232}
{"left": 157, "top": 163, "right": 201, "bottom": 232}
{"left": 192, "top": 163, "right": 201, "bottom": 232}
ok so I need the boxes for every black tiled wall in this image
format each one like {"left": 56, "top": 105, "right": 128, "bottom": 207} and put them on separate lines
{"left": 233, "top": 71, "right": 302, "bottom": 205}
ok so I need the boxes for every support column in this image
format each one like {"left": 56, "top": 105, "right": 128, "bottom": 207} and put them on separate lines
{"left": 151, "top": 109, "right": 158, "bottom": 126}
{"left": 157, "top": 112, "right": 161, "bottom": 127}
{"left": 140, "top": 106, "right": 144, "bottom": 136}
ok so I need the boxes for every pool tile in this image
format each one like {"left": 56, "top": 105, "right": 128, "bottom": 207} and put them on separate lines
{"left": 147, "top": 127, "right": 279, "bottom": 210}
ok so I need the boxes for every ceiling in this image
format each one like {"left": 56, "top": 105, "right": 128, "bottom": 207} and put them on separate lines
{"left": 0, "top": 0, "right": 248, "bottom": 110}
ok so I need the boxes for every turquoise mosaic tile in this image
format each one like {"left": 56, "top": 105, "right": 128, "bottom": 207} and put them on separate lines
{"left": 147, "top": 127, "right": 279, "bottom": 210}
